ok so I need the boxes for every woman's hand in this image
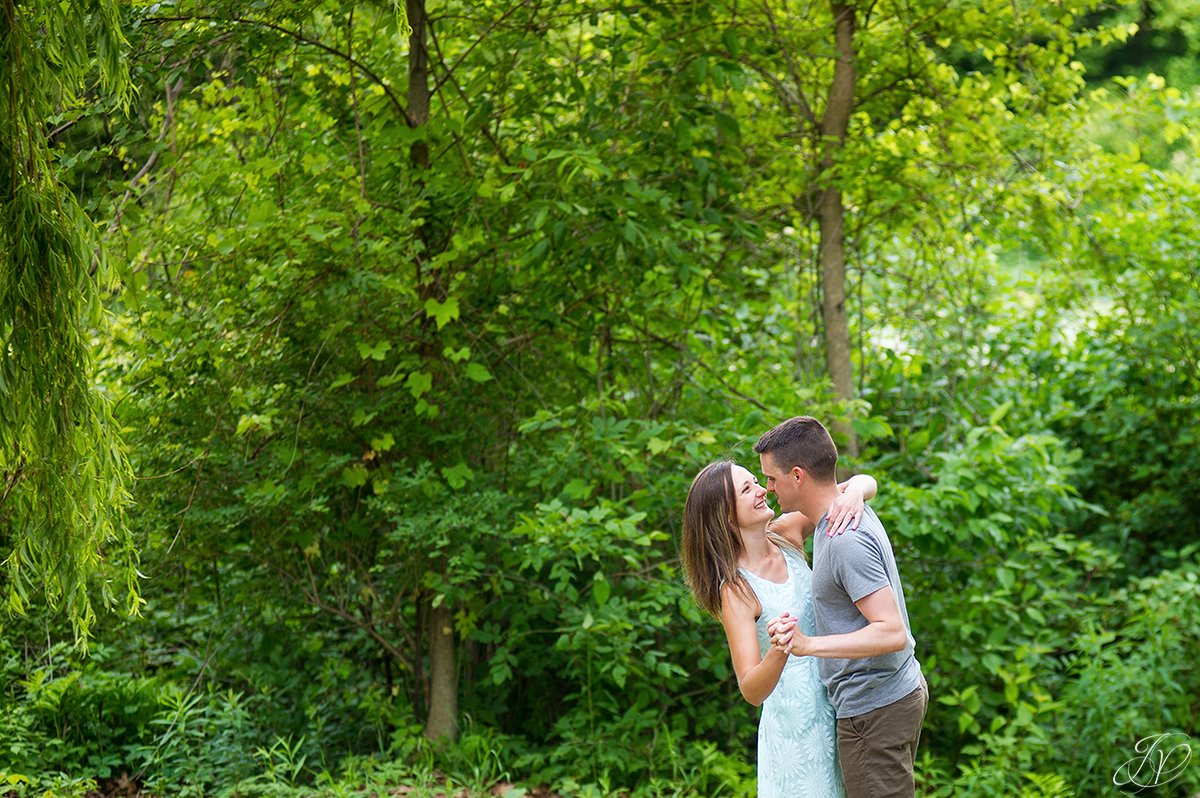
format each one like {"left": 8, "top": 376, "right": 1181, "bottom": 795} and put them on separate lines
{"left": 767, "top": 613, "right": 797, "bottom": 654}
{"left": 825, "top": 486, "right": 864, "bottom": 538}
{"left": 767, "top": 613, "right": 813, "bottom": 657}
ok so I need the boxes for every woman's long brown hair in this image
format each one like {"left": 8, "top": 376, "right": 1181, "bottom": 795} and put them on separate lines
{"left": 680, "top": 461, "right": 752, "bottom": 618}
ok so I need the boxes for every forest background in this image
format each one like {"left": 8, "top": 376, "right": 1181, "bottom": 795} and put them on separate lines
{"left": 2, "top": 0, "right": 1199, "bottom": 796}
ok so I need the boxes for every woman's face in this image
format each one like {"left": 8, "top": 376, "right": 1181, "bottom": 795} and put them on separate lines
{"left": 730, "top": 464, "right": 773, "bottom": 531}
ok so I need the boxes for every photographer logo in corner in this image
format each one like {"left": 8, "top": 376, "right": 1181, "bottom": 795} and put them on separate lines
{"left": 1113, "top": 733, "right": 1193, "bottom": 792}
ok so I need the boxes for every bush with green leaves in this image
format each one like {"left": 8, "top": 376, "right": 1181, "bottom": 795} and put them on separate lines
{"left": 1051, "top": 560, "right": 1200, "bottom": 795}
{"left": 875, "top": 421, "right": 1121, "bottom": 791}
{"left": 0, "top": 642, "right": 161, "bottom": 779}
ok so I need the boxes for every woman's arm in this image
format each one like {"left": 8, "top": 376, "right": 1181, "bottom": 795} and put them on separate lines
{"left": 767, "top": 511, "right": 816, "bottom": 548}
{"left": 839, "top": 473, "right": 877, "bottom": 501}
{"left": 825, "top": 473, "right": 879, "bottom": 537}
{"left": 719, "top": 583, "right": 788, "bottom": 707}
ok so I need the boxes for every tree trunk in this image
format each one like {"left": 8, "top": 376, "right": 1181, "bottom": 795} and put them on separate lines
{"left": 817, "top": 1, "right": 859, "bottom": 460}
{"left": 405, "top": 0, "right": 458, "bottom": 743}
{"left": 406, "top": 0, "right": 430, "bottom": 171}
{"left": 424, "top": 602, "right": 459, "bottom": 741}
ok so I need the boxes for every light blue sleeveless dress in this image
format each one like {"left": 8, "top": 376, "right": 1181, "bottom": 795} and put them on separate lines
{"left": 739, "top": 545, "right": 845, "bottom": 798}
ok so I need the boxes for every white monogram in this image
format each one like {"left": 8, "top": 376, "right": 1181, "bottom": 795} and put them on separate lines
{"left": 1113, "top": 733, "right": 1193, "bottom": 790}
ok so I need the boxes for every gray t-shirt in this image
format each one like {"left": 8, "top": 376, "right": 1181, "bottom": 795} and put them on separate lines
{"left": 811, "top": 505, "right": 921, "bottom": 719}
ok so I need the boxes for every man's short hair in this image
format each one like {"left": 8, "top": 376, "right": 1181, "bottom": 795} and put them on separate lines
{"left": 753, "top": 416, "right": 838, "bottom": 484}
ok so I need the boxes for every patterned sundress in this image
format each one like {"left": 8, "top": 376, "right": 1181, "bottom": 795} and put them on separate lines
{"left": 738, "top": 545, "right": 845, "bottom": 798}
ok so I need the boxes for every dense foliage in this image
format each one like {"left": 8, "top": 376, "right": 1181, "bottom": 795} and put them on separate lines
{"left": 2, "top": 0, "right": 1198, "bottom": 796}
{"left": 1, "top": 0, "right": 139, "bottom": 642}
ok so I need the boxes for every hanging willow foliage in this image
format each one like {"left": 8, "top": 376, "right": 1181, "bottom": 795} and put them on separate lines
{"left": 0, "top": 0, "right": 140, "bottom": 642}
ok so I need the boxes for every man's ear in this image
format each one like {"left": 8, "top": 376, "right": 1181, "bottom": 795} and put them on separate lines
{"left": 790, "top": 466, "right": 805, "bottom": 486}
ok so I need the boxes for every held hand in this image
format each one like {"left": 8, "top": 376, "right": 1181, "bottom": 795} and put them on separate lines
{"left": 786, "top": 628, "right": 813, "bottom": 657}
{"left": 767, "top": 613, "right": 798, "bottom": 653}
{"left": 825, "top": 487, "right": 864, "bottom": 538}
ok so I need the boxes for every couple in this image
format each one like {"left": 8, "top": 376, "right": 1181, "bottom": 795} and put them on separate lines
{"left": 681, "top": 416, "right": 927, "bottom": 798}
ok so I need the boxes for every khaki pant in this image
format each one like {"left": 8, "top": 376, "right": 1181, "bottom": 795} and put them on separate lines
{"left": 836, "top": 679, "right": 929, "bottom": 798}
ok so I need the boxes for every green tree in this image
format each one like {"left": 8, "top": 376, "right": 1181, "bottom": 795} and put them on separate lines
{"left": 0, "top": 0, "right": 139, "bottom": 641}
{"left": 9, "top": 0, "right": 1196, "bottom": 794}
{"left": 680, "top": 0, "right": 1137, "bottom": 460}
{"left": 96, "top": 0, "right": 756, "bottom": 750}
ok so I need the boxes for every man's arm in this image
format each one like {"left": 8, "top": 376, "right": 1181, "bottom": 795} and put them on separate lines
{"left": 768, "top": 586, "right": 908, "bottom": 659}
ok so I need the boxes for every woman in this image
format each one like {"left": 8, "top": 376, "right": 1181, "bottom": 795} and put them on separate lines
{"left": 680, "top": 461, "right": 877, "bottom": 798}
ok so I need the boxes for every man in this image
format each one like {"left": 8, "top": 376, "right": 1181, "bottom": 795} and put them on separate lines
{"left": 756, "top": 416, "right": 927, "bottom": 798}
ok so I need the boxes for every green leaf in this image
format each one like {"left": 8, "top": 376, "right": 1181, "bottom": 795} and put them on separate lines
{"left": 563, "top": 479, "right": 593, "bottom": 500}
{"left": 464, "top": 363, "right": 493, "bottom": 383}
{"left": 986, "top": 625, "right": 1009, "bottom": 648}
{"left": 414, "top": 398, "right": 439, "bottom": 418}
{"left": 443, "top": 346, "right": 471, "bottom": 363}
{"left": 647, "top": 436, "right": 672, "bottom": 454}
{"left": 442, "top": 461, "right": 474, "bottom": 489}
{"left": 907, "top": 429, "right": 931, "bottom": 452}
{"left": 525, "top": 238, "right": 550, "bottom": 266}
{"left": 714, "top": 111, "right": 740, "bottom": 139}
{"left": 852, "top": 415, "right": 895, "bottom": 440}
{"left": 407, "top": 371, "right": 432, "bottom": 399}
{"left": 989, "top": 401, "right": 1014, "bottom": 425}
{"left": 593, "top": 573, "right": 611, "bottom": 607}
{"left": 356, "top": 340, "right": 392, "bottom": 361}
{"left": 378, "top": 367, "right": 406, "bottom": 387}
{"left": 342, "top": 465, "right": 368, "bottom": 488}
{"left": 424, "top": 297, "right": 460, "bottom": 330}
{"left": 235, "top": 413, "right": 274, "bottom": 437}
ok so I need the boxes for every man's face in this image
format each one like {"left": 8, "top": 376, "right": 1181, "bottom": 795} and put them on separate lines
{"left": 759, "top": 452, "right": 802, "bottom": 513}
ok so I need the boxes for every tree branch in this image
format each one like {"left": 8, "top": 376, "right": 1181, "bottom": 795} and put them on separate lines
{"left": 105, "top": 76, "right": 184, "bottom": 240}
{"left": 146, "top": 14, "right": 415, "bottom": 127}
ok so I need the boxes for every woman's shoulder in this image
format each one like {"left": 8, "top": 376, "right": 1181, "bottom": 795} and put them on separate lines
{"left": 720, "top": 577, "right": 761, "bottom": 622}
